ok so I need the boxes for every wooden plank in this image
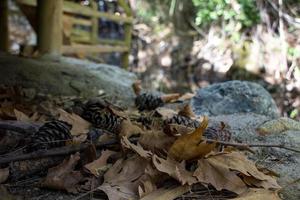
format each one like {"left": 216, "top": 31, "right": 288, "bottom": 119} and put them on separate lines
{"left": 73, "top": 18, "right": 92, "bottom": 26}
{"left": 62, "top": 44, "right": 129, "bottom": 54}
{"left": 16, "top": 0, "right": 133, "bottom": 24}
{"left": 98, "top": 38, "right": 127, "bottom": 46}
{"left": 0, "top": 0, "right": 9, "bottom": 52}
{"left": 37, "top": 0, "right": 63, "bottom": 55}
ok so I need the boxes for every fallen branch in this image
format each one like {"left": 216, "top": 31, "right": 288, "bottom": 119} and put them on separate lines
{"left": 0, "top": 138, "right": 130, "bottom": 165}
{"left": 205, "top": 139, "right": 300, "bottom": 153}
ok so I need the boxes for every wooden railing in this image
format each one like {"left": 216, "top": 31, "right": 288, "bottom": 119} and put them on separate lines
{"left": 16, "top": 0, "right": 132, "bottom": 68}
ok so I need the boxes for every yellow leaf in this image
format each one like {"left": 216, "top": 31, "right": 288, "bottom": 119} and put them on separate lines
{"left": 168, "top": 116, "right": 216, "bottom": 161}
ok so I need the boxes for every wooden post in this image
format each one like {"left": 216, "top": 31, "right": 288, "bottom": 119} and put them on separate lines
{"left": 0, "top": 0, "right": 9, "bottom": 52}
{"left": 37, "top": 0, "right": 63, "bottom": 56}
{"left": 90, "top": 0, "right": 99, "bottom": 44}
{"left": 118, "top": 0, "right": 132, "bottom": 69}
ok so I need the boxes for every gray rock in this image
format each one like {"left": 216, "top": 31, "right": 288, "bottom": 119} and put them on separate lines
{"left": 209, "top": 113, "right": 300, "bottom": 200}
{"left": 191, "top": 81, "right": 279, "bottom": 118}
{"left": 0, "top": 54, "right": 137, "bottom": 107}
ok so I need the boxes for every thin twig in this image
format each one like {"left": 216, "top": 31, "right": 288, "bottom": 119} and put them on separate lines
{"left": 205, "top": 139, "right": 300, "bottom": 153}
{"left": 0, "top": 138, "right": 125, "bottom": 165}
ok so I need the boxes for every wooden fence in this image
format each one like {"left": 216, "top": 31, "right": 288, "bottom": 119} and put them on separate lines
{"left": 16, "top": 0, "right": 133, "bottom": 68}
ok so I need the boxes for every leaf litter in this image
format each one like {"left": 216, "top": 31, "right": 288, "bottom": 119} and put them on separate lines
{"left": 0, "top": 84, "right": 284, "bottom": 199}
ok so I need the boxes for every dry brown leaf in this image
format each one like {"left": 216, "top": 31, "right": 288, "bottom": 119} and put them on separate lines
{"left": 138, "top": 180, "right": 157, "bottom": 198}
{"left": 58, "top": 108, "right": 91, "bottom": 136}
{"left": 98, "top": 156, "right": 149, "bottom": 200}
{"left": 132, "top": 80, "right": 142, "bottom": 95}
{"left": 178, "top": 93, "right": 195, "bottom": 101}
{"left": 42, "top": 153, "right": 83, "bottom": 193}
{"left": 0, "top": 103, "right": 15, "bottom": 119}
{"left": 14, "top": 109, "right": 30, "bottom": 122}
{"left": 121, "top": 136, "right": 153, "bottom": 159}
{"left": 168, "top": 116, "right": 216, "bottom": 161}
{"left": 84, "top": 150, "right": 116, "bottom": 177}
{"left": 152, "top": 155, "right": 197, "bottom": 185}
{"left": 193, "top": 151, "right": 280, "bottom": 194}
{"left": 161, "top": 93, "right": 181, "bottom": 103}
{"left": 140, "top": 185, "right": 190, "bottom": 200}
{"left": 163, "top": 123, "right": 194, "bottom": 136}
{"left": 155, "top": 107, "right": 177, "bottom": 120}
{"left": 194, "top": 157, "right": 247, "bottom": 194}
{"left": 178, "top": 104, "right": 195, "bottom": 118}
{"left": 206, "top": 151, "right": 280, "bottom": 189}
{"left": 0, "top": 168, "right": 9, "bottom": 184}
{"left": 139, "top": 130, "right": 176, "bottom": 153}
{"left": 119, "top": 119, "right": 143, "bottom": 138}
{"left": 233, "top": 188, "right": 281, "bottom": 200}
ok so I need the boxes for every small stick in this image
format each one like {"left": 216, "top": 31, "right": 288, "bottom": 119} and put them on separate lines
{"left": 204, "top": 139, "right": 300, "bottom": 153}
{"left": 0, "top": 139, "right": 125, "bottom": 165}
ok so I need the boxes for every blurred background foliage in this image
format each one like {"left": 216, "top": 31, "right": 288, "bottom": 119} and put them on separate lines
{"left": 130, "top": 0, "right": 300, "bottom": 119}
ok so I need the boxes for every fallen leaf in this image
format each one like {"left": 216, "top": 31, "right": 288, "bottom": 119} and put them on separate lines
{"left": 178, "top": 104, "right": 195, "bottom": 118}
{"left": 121, "top": 136, "right": 153, "bottom": 159}
{"left": 14, "top": 109, "right": 30, "bottom": 122}
{"left": 0, "top": 168, "right": 9, "bottom": 183}
{"left": 163, "top": 123, "right": 194, "bottom": 136}
{"left": 194, "top": 157, "right": 247, "bottom": 194}
{"left": 168, "top": 116, "right": 216, "bottom": 161}
{"left": 119, "top": 119, "right": 143, "bottom": 138}
{"left": 155, "top": 107, "right": 177, "bottom": 120}
{"left": 140, "top": 185, "right": 190, "bottom": 200}
{"left": 193, "top": 151, "right": 280, "bottom": 194}
{"left": 178, "top": 93, "right": 195, "bottom": 101}
{"left": 98, "top": 155, "right": 149, "bottom": 200}
{"left": 257, "top": 117, "right": 300, "bottom": 135}
{"left": 233, "top": 188, "right": 280, "bottom": 200}
{"left": 206, "top": 151, "right": 280, "bottom": 189}
{"left": 161, "top": 93, "right": 181, "bottom": 103}
{"left": 152, "top": 155, "right": 197, "bottom": 185}
{"left": 84, "top": 150, "right": 116, "bottom": 177}
{"left": 42, "top": 153, "right": 83, "bottom": 193}
{"left": 139, "top": 130, "right": 176, "bottom": 153}
{"left": 58, "top": 108, "right": 91, "bottom": 136}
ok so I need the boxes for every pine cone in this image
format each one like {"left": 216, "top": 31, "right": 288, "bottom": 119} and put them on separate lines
{"left": 164, "top": 115, "right": 200, "bottom": 128}
{"left": 82, "top": 101, "right": 123, "bottom": 133}
{"left": 28, "top": 120, "right": 72, "bottom": 152}
{"left": 135, "top": 93, "right": 164, "bottom": 111}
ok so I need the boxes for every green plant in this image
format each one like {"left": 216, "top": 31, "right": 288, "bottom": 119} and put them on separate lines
{"left": 192, "top": 0, "right": 260, "bottom": 28}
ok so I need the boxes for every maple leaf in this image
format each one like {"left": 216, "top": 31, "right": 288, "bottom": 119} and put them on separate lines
{"left": 168, "top": 116, "right": 216, "bottom": 161}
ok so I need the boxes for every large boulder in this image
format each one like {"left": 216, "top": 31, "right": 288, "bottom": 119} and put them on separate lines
{"left": 0, "top": 54, "right": 137, "bottom": 107}
{"left": 191, "top": 80, "right": 279, "bottom": 118}
{"left": 209, "top": 114, "right": 300, "bottom": 200}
